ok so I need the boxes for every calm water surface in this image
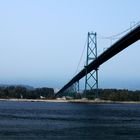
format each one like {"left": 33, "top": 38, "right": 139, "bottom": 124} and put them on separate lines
{"left": 0, "top": 101, "right": 140, "bottom": 140}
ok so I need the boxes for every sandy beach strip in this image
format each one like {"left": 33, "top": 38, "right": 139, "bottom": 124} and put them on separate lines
{"left": 0, "top": 98, "right": 140, "bottom": 104}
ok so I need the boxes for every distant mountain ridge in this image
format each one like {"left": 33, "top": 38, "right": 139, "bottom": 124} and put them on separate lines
{"left": 0, "top": 84, "right": 34, "bottom": 90}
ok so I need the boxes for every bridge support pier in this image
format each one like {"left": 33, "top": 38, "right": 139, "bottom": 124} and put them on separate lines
{"left": 85, "top": 32, "right": 99, "bottom": 98}
{"left": 63, "top": 81, "right": 80, "bottom": 98}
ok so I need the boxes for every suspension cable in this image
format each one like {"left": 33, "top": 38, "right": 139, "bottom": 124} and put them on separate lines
{"left": 98, "top": 22, "right": 140, "bottom": 40}
{"left": 74, "top": 39, "right": 87, "bottom": 75}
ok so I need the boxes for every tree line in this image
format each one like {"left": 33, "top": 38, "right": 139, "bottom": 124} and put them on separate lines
{"left": 0, "top": 86, "right": 54, "bottom": 99}
{"left": 82, "top": 89, "right": 140, "bottom": 101}
{"left": 66, "top": 88, "right": 140, "bottom": 101}
{"left": 1, "top": 86, "right": 140, "bottom": 101}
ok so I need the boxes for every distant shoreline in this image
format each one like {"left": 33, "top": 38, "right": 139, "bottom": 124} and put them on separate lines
{"left": 0, "top": 98, "right": 140, "bottom": 104}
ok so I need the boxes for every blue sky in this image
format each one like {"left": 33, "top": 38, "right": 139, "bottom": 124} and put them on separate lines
{"left": 0, "top": 0, "right": 140, "bottom": 89}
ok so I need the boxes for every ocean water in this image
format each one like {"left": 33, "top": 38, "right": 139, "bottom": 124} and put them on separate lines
{"left": 0, "top": 101, "right": 140, "bottom": 140}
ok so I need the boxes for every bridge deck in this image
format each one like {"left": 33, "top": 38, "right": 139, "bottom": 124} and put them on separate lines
{"left": 56, "top": 25, "right": 140, "bottom": 97}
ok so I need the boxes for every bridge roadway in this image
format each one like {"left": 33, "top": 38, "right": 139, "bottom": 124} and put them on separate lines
{"left": 56, "top": 25, "right": 140, "bottom": 97}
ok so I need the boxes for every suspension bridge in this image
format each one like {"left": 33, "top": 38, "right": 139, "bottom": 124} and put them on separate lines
{"left": 56, "top": 24, "right": 140, "bottom": 97}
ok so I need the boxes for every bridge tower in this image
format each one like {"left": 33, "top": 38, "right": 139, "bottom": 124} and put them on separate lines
{"left": 85, "top": 32, "right": 98, "bottom": 98}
